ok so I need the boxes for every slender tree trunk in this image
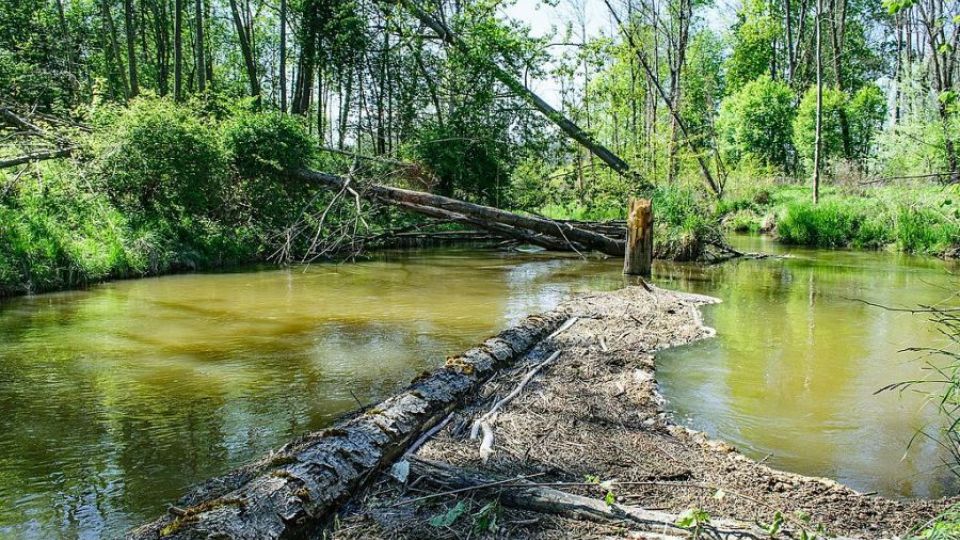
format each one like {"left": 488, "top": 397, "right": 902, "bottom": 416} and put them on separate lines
{"left": 195, "top": 0, "right": 205, "bottom": 92}
{"left": 784, "top": 0, "right": 795, "bottom": 83}
{"left": 123, "top": 0, "right": 139, "bottom": 96}
{"left": 101, "top": 0, "right": 130, "bottom": 100}
{"left": 828, "top": 0, "right": 852, "bottom": 159}
{"left": 279, "top": 0, "right": 287, "bottom": 112}
{"left": 813, "top": 0, "right": 823, "bottom": 204}
{"left": 228, "top": 0, "right": 261, "bottom": 102}
{"left": 174, "top": 0, "right": 183, "bottom": 101}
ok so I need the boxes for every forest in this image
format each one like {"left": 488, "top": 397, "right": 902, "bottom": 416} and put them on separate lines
{"left": 0, "top": 0, "right": 958, "bottom": 296}
{"left": 2, "top": 0, "right": 960, "bottom": 538}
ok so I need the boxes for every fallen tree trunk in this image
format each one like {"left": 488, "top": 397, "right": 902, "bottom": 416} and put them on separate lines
{"left": 388, "top": 0, "right": 635, "bottom": 180}
{"left": 295, "top": 168, "right": 624, "bottom": 256}
{"left": 0, "top": 147, "right": 75, "bottom": 169}
{"left": 128, "top": 312, "right": 571, "bottom": 539}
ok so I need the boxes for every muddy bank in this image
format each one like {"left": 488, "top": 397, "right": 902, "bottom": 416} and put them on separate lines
{"left": 129, "top": 285, "right": 954, "bottom": 539}
{"left": 332, "top": 286, "right": 953, "bottom": 539}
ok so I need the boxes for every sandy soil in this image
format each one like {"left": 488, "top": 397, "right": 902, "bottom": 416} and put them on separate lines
{"left": 331, "top": 285, "right": 954, "bottom": 539}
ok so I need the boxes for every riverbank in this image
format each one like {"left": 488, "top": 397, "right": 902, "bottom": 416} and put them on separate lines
{"left": 718, "top": 182, "right": 960, "bottom": 257}
{"left": 130, "top": 284, "right": 954, "bottom": 539}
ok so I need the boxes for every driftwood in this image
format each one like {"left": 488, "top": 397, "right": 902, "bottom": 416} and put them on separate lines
{"left": 407, "top": 457, "right": 770, "bottom": 539}
{"left": 295, "top": 168, "right": 626, "bottom": 256}
{"left": 128, "top": 310, "right": 569, "bottom": 539}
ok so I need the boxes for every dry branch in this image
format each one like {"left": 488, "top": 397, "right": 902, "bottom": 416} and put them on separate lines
{"left": 0, "top": 147, "right": 75, "bottom": 169}
{"left": 407, "top": 457, "right": 769, "bottom": 539}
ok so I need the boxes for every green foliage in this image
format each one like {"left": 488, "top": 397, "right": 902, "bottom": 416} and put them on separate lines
{"left": 408, "top": 119, "right": 514, "bottom": 205}
{"left": 718, "top": 75, "right": 796, "bottom": 172}
{"left": 223, "top": 111, "right": 319, "bottom": 234}
{"left": 93, "top": 98, "right": 227, "bottom": 220}
{"left": 915, "top": 505, "right": 960, "bottom": 539}
{"left": 224, "top": 112, "right": 315, "bottom": 178}
{"left": 724, "top": 1, "right": 781, "bottom": 92}
{"left": 847, "top": 84, "right": 887, "bottom": 163}
{"left": 793, "top": 86, "right": 848, "bottom": 169}
{"left": 429, "top": 501, "right": 469, "bottom": 528}
{"left": 778, "top": 198, "right": 899, "bottom": 249}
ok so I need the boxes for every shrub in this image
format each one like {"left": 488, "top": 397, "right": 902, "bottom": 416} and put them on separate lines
{"left": 717, "top": 75, "right": 796, "bottom": 172}
{"left": 93, "top": 97, "right": 227, "bottom": 220}
{"left": 793, "top": 86, "right": 848, "bottom": 169}
{"left": 896, "top": 207, "right": 960, "bottom": 254}
{"left": 223, "top": 111, "right": 314, "bottom": 179}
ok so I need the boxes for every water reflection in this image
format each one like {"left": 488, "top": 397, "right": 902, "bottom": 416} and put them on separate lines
{"left": 2, "top": 240, "right": 958, "bottom": 538}
{"left": 0, "top": 249, "right": 622, "bottom": 539}
{"left": 656, "top": 236, "right": 960, "bottom": 498}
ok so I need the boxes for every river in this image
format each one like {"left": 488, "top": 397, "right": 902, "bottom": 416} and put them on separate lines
{"left": 0, "top": 240, "right": 956, "bottom": 538}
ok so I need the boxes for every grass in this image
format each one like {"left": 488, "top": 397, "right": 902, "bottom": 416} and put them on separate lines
{"left": 717, "top": 180, "right": 960, "bottom": 256}
{"left": 534, "top": 183, "right": 726, "bottom": 261}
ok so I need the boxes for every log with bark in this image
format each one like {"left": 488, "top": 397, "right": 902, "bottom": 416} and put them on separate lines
{"left": 127, "top": 312, "right": 572, "bottom": 539}
{"left": 294, "top": 168, "right": 626, "bottom": 256}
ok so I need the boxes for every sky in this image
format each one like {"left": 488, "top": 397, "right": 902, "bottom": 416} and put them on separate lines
{"left": 498, "top": 0, "right": 739, "bottom": 106}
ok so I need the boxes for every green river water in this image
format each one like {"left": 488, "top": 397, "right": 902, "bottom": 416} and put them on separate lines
{"left": 0, "top": 239, "right": 957, "bottom": 538}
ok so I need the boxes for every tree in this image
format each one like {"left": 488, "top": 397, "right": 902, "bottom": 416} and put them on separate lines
{"left": 717, "top": 75, "right": 796, "bottom": 171}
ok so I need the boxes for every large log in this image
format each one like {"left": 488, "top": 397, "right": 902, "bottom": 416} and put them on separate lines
{"left": 295, "top": 168, "right": 625, "bottom": 256}
{"left": 128, "top": 311, "right": 571, "bottom": 539}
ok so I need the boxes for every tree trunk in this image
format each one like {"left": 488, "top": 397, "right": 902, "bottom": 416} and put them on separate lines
{"left": 123, "top": 0, "right": 139, "bottom": 97}
{"left": 623, "top": 198, "right": 653, "bottom": 276}
{"left": 195, "top": 0, "right": 205, "bottom": 92}
{"left": 279, "top": 0, "right": 287, "bottom": 112}
{"left": 174, "top": 0, "right": 183, "bottom": 101}
{"left": 813, "top": 0, "right": 823, "bottom": 203}
{"left": 128, "top": 311, "right": 571, "bottom": 540}
{"left": 101, "top": 0, "right": 130, "bottom": 100}
{"left": 229, "top": 0, "right": 261, "bottom": 102}
{"left": 295, "top": 168, "right": 626, "bottom": 256}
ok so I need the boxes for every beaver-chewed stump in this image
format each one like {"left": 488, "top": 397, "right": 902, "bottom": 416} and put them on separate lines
{"left": 130, "top": 286, "right": 956, "bottom": 540}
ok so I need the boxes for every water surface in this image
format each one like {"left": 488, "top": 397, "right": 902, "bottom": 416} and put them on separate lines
{"left": 1, "top": 241, "right": 958, "bottom": 539}
{"left": 0, "top": 249, "right": 621, "bottom": 539}
{"left": 657, "top": 235, "right": 960, "bottom": 499}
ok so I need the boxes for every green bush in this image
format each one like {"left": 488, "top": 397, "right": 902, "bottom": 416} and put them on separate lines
{"left": 224, "top": 111, "right": 314, "bottom": 179}
{"left": 93, "top": 98, "right": 227, "bottom": 220}
{"left": 717, "top": 75, "right": 796, "bottom": 172}
{"left": 793, "top": 87, "right": 848, "bottom": 169}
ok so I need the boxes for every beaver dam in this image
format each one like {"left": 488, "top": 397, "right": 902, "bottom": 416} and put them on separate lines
{"left": 0, "top": 242, "right": 957, "bottom": 538}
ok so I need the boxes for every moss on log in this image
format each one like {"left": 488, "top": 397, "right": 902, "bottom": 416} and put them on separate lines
{"left": 127, "top": 310, "right": 570, "bottom": 540}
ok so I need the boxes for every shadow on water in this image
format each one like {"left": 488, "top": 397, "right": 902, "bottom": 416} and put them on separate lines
{"left": 0, "top": 240, "right": 958, "bottom": 538}
{"left": 0, "top": 247, "right": 623, "bottom": 539}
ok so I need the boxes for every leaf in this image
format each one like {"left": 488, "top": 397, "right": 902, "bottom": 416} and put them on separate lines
{"left": 676, "top": 509, "right": 697, "bottom": 528}
{"left": 430, "top": 501, "right": 469, "bottom": 528}
{"left": 604, "top": 490, "right": 616, "bottom": 506}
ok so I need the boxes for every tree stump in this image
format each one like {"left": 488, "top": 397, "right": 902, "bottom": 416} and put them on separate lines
{"left": 623, "top": 198, "right": 653, "bottom": 276}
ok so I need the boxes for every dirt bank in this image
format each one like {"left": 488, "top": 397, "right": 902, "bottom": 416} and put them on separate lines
{"left": 331, "top": 285, "right": 953, "bottom": 539}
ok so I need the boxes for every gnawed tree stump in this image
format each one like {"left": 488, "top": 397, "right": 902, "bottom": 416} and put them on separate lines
{"left": 127, "top": 311, "right": 570, "bottom": 539}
